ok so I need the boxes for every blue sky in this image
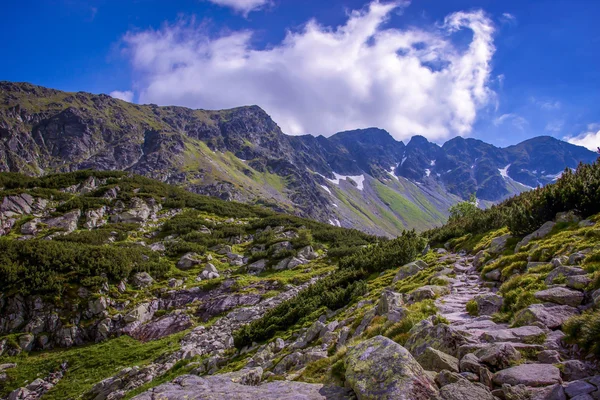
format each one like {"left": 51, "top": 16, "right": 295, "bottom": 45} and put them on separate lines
{"left": 2, "top": 0, "right": 600, "bottom": 149}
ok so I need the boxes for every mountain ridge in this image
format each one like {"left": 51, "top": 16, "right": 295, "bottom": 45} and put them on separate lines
{"left": 0, "top": 81, "right": 597, "bottom": 236}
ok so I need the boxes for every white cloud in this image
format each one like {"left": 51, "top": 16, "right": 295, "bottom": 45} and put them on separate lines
{"left": 207, "top": 0, "right": 270, "bottom": 15}
{"left": 545, "top": 120, "right": 564, "bottom": 133}
{"left": 120, "top": 1, "right": 496, "bottom": 141}
{"left": 493, "top": 113, "right": 527, "bottom": 131}
{"left": 565, "top": 128, "right": 600, "bottom": 151}
{"left": 109, "top": 90, "right": 134, "bottom": 102}
{"left": 530, "top": 97, "right": 561, "bottom": 110}
{"left": 500, "top": 13, "right": 516, "bottom": 25}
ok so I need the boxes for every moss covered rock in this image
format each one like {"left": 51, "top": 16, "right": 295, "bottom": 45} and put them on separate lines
{"left": 344, "top": 335, "right": 438, "bottom": 400}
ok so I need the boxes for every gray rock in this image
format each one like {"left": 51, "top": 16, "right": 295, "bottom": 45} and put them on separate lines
{"left": 285, "top": 257, "right": 308, "bottom": 270}
{"left": 131, "top": 314, "right": 192, "bottom": 342}
{"left": 247, "top": 259, "right": 267, "bottom": 275}
{"left": 131, "top": 272, "right": 154, "bottom": 288}
{"left": 556, "top": 211, "right": 580, "bottom": 223}
{"left": 177, "top": 252, "right": 202, "bottom": 270}
{"left": 579, "top": 220, "right": 595, "bottom": 228}
{"left": 473, "top": 294, "right": 503, "bottom": 316}
{"left": 435, "top": 370, "right": 466, "bottom": 387}
{"left": 474, "top": 343, "right": 521, "bottom": 371}
{"left": 377, "top": 289, "right": 406, "bottom": 323}
{"left": 484, "top": 269, "right": 501, "bottom": 281}
{"left": 200, "top": 263, "right": 220, "bottom": 280}
{"left": 393, "top": 260, "right": 428, "bottom": 282}
{"left": 560, "top": 360, "right": 590, "bottom": 381}
{"left": 20, "top": 218, "right": 41, "bottom": 235}
{"left": 493, "top": 364, "right": 562, "bottom": 387}
{"left": 545, "top": 266, "right": 586, "bottom": 285}
{"left": 514, "top": 303, "right": 579, "bottom": 330}
{"left": 459, "top": 353, "right": 483, "bottom": 374}
{"left": 480, "top": 325, "right": 546, "bottom": 343}
{"left": 534, "top": 286, "right": 584, "bottom": 306}
{"left": 417, "top": 347, "right": 459, "bottom": 373}
{"left": 489, "top": 234, "right": 512, "bottom": 254}
{"left": 516, "top": 221, "right": 556, "bottom": 252}
{"left": 473, "top": 250, "right": 486, "bottom": 269}
{"left": 565, "top": 381, "right": 596, "bottom": 398}
{"left": 149, "top": 242, "right": 166, "bottom": 252}
{"left": 297, "top": 246, "right": 318, "bottom": 260}
{"left": 567, "top": 275, "right": 592, "bottom": 290}
{"left": 537, "top": 350, "right": 561, "bottom": 364}
{"left": 410, "top": 285, "right": 450, "bottom": 301}
{"left": 84, "top": 207, "right": 107, "bottom": 229}
{"left": 44, "top": 209, "right": 81, "bottom": 233}
{"left": 344, "top": 335, "right": 439, "bottom": 400}
{"left": 88, "top": 296, "right": 108, "bottom": 315}
{"left": 131, "top": 373, "right": 352, "bottom": 400}
{"left": 405, "top": 321, "right": 474, "bottom": 358}
{"left": 271, "top": 241, "right": 292, "bottom": 257}
{"left": 19, "top": 334, "right": 34, "bottom": 352}
{"left": 439, "top": 380, "right": 495, "bottom": 400}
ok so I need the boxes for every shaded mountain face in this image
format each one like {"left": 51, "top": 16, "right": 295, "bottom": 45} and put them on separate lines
{"left": 0, "top": 82, "right": 597, "bottom": 236}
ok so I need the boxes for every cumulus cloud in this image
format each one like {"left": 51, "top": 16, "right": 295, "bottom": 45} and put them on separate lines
{"left": 119, "top": 1, "right": 496, "bottom": 141}
{"left": 207, "top": 0, "right": 270, "bottom": 15}
{"left": 545, "top": 120, "right": 564, "bottom": 133}
{"left": 493, "top": 113, "right": 527, "bottom": 131}
{"left": 109, "top": 90, "right": 134, "bottom": 102}
{"left": 565, "top": 127, "right": 600, "bottom": 151}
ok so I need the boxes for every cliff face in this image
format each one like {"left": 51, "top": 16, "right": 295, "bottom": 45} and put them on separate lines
{"left": 1, "top": 82, "right": 597, "bottom": 236}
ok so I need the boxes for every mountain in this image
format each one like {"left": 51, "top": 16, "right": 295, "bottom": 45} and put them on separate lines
{"left": 0, "top": 81, "right": 597, "bottom": 236}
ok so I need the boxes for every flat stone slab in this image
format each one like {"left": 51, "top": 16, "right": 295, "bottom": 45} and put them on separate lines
{"left": 493, "top": 364, "right": 562, "bottom": 387}
{"left": 480, "top": 326, "right": 545, "bottom": 343}
{"left": 131, "top": 374, "right": 353, "bottom": 400}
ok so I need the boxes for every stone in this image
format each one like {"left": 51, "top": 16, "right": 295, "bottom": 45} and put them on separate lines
{"left": 43, "top": 209, "right": 81, "bottom": 233}
{"left": 377, "top": 289, "right": 405, "bottom": 322}
{"left": 545, "top": 266, "right": 586, "bottom": 285}
{"left": 393, "top": 260, "right": 428, "bottom": 282}
{"left": 537, "top": 350, "right": 561, "bottom": 364}
{"left": 271, "top": 241, "right": 292, "bottom": 256}
{"left": 513, "top": 304, "right": 578, "bottom": 330}
{"left": 567, "top": 275, "right": 592, "bottom": 290}
{"left": 515, "top": 221, "right": 556, "bottom": 252}
{"left": 439, "top": 380, "right": 495, "bottom": 400}
{"left": 88, "top": 296, "right": 108, "bottom": 315}
{"left": 124, "top": 303, "right": 155, "bottom": 324}
{"left": 410, "top": 285, "right": 450, "bottom": 301}
{"left": 484, "top": 269, "right": 501, "bottom": 281}
{"left": 297, "top": 246, "right": 318, "bottom": 260}
{"left": 474, "top": 343, "right": 521, "bottom": 371}
{"left": 556, "top": 211, "right": 581, "bottom": 223}
{"left": 473, "top": 250, "right": 486, "bottom": 269}
{"left": 200, "top": 263, "right": 220, "bottom": 280}
{"left": 17, "top": 334, "right": 34, "bottom": 352}
{"left": 130, "top": 373, "right": 352, "bottom": 400}
{"left": 565, "top": 381, "right": 596, "bottom": 398}
{"left": 84, "top": 207, "right": 107, "bottom": 229}
{"left": 285, "top": 257, "right": 308, "bottom": 270}
{"left": 473, "top": 294, "right": 503, "bottom": 316}
{"left": 177, "top": 252, "right": 202, "bottom": 270}
{"left": 149, "top": 242, "right": 166, "bottom": 252}
{"left": 534, "top": 286, "right": 584, "bottom": 306}
{"left": 344, "top": 335, "right": 439, "bottom": 400}
{"left": 480, "top": 325, "right": 546, "bottom": 343}
{"left": 560, "top": 360, "right": 590, "bottom": 381}
{"left": 489, "top": 234, "right": 512, "bottom": 254}
{"left": 20, "top": 218, "right": 40, "bottom": 235}
{"left": 492, "top": 364, "right": 562, "bottom": 387}
{"left": 435, "top": 370, "right": 466, "bottom": 387}
{"left": 417, "top": 347, "right": 459, "bottom": 373}
{"left": 131, "top": 272, "right": 154, "bottom": 288}
{"left": 459, "top": 353, "right": 483, "bottom": 374}
{"left": 405, "top": 322, "right": 474, "bottom": 359}
{"left": 247, "top": 259, "right": 267, "bottom": 275}
{"left": 131, "top": 314, "right": 192, "bottom": 342}
{"left": 579, "top": 220, "right": 595, "bottom": 228}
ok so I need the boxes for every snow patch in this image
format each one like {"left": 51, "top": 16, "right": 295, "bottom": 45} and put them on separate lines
{"left": 499, "top": 164, "right": 511, "bottom": 179}
{"left": 544, "top": 171, "right": 564, "bottom": 181}
{"left": 332, "top": 203, "right": 338, "bottom": 208}
{"left": 430, "top": 160, "right": 436, "bottom": 166}
{"left": 388, "top": 164, "right": 400, "bottom": 180}
{"left": 425, "top": 169, "right": 431, "bottom": 177}
{"left": 328, "top": 219, "right": 341, "bottom": 227}
{"left": 320, "top": 185, "right": 332, "bottom": 195}
{"left": 327, "top": 173, "right": 365, "bottom": 191}
{"left": 401, "top": 156, "right": 407, "bottom": 166}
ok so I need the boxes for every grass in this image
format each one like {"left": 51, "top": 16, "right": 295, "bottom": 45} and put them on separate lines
{"left": 0, "top": 332, "right": 187, "bottom": 399}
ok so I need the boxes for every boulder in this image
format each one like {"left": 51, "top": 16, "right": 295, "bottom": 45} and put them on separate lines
{"left": 439, "top": 380, "right": 495, "bottom": 400}
{"left": 131, "top": 272, "right": 154, "bottom": 288}
{"left": 297, "top": 246, "right": 318, "bottom": 260}
{"left": 377, "top": 289, "right": 405, "bottom": 320}
{"left": 473, "top": 294, "right": 503, "bottom": 316}
{"left": 556, "top": 211, "right": 580, "bottom": 223}
{"left": 537, "top": 350, "right": 561, "bottom": 364}
{"left": 545, "top": 266, "right": 586, "bottom": 285}
{"left": 435, "top": 370, "right": 466, "bottom": 387}
{"left": 131, "top": 314, "right": 192, "bottom": 342}
{"left": 579, "top": 220, "right": 595, "bottom": 228}
{"left": 564, "top": 380, "right": 596, "bottom": 398}
{"left": 560, "top": 360, "right": 590, "bottom": 381}
{"left": 515, "top": 221, "right": 555, "bottom": 252}
{"left": 19, "top": 334, "right": 34, "bottom": 352}
{"left": 492, "top": 364, "right": 562, "bottom": 387}
{"left": 489, "top": 234, "right": 512, "bottom": 254}
{"left": 566, "top": 275, "right": 592, "bottom": 290}
{"left": 176, "top": 252, "right": 202, "bottom": 270}
{"left": 130, "top": 373, "right": 352, "bottom": 400}
{"left": 84, "top": 207, "right": 107, "bottom": 229}
{"left": 271, "top": 241, "right": 292, "bottom": 256}
{"left": 124, "top": 303, "right": 155, "bottom": 325}
{"left": 43, "top": 209, "right": 81, "bottom": 233}
{"left": 88, "top": 297, "right": 108, "bottom": 315}
{"left": 247, "top": 259, "right": 267, "bottom": 275}
{"left": 149, "top": 242, "right": 166, "bottom": 252}
{"left": 286, "top": 257, "right": 308, "bottom": 270}
{"left": 405, "top": 321, "right": 474, "bottom": 358}
{"left": 474, "top": 343, "right": 521, "bottom": 371}
{"left": 20, "top": 218, "right": 40, "bottom": 235}
{"left": 344, "top": 335, "right": 439, "bottom": 400}
{"left": 480, "top": 326, "right": 545, "bottom": 343}
{"left": 393, "top": 260, "right": 428, "bottom": 282}
{"left": 513, "top": 303, "right": 579, "bottom": 330}
{"left": 484, "top": 269, "right": 501, "bottom": 281}
{"left": 200, "top": 263, "right": 220, "bottom": 280}
{"left": 410, "top": 285, "right": 450, "bottom": 301}
{"left": 417, "top": 347, "right": 459, "bottom": 373}
{"left": 473, "top": 251, "right": 486, "bottom": 269}
{"left": 534, "top": 287, "right": 584, "bottom": 307}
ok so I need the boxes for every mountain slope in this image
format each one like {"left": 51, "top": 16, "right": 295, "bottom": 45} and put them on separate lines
{"left": 0, "top": 82, "right": 597, "bottom": 236}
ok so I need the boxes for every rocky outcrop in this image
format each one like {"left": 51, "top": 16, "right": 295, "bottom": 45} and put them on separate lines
{"left": 344, "top": 335, "right": 439, "bottom": 400}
